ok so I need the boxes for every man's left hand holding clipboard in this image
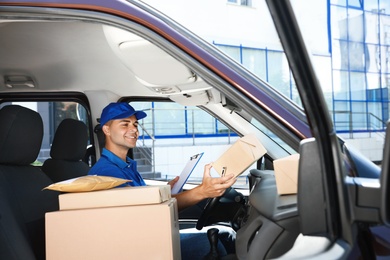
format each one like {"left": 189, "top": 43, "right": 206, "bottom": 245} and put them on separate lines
{"left": 171, "top": 152, "right": 204, "bottom": 194}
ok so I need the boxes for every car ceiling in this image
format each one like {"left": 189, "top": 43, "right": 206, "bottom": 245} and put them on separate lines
{"left": 0, "top": 9, "right": 306, "bottom": 153}
{"left": 0, "top": 19, "right": 213, "bottom": 105}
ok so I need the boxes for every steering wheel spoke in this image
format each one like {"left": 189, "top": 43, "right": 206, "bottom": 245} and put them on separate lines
{"left": 196, "top": 187, "right": 246, "bottom": 230}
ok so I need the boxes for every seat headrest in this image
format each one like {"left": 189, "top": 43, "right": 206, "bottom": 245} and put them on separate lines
{"left": 50, "top": 118, "right": 88, "bottom": 161}
{"left": 0, "top": 105, "right": 43, "bottom": 165}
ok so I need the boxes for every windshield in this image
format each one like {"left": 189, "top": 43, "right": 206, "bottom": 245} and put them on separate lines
{"left": 141, "top": 0, "right": 387, "bottom": 165}
{"left": 130, "top": 100, "right": 295, "bottom": 190}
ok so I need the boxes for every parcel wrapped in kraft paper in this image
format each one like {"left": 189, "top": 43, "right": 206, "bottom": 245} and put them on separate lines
{"left": 213, "top": 133, "right": 267, "bottom": 177}
{"left": 273, "top": 153, "right": 300, "bottom": 195}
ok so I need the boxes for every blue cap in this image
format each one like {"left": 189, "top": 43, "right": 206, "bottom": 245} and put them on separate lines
{"left": 99, "top": 102, "right": 147, "bottom": 126}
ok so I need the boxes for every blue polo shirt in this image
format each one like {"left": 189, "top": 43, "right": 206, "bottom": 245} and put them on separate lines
{"left": 88, "top": 148, "right": 146, "bottom": 187}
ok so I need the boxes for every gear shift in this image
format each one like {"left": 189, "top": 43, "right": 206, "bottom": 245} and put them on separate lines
{"left": 203, "top": 228, "right": 220, "bottom": 260}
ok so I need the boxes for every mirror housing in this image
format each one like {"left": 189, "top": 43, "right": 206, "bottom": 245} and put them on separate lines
{"left": 381, "top": 121, "right": 390, "bottom": 226}
{"left": 345, "top": 120, "right": 390, "bottom": 226}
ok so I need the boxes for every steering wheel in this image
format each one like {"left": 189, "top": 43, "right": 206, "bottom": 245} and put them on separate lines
{"left": 196, "top": 187, "right": 245, "bottom": 230}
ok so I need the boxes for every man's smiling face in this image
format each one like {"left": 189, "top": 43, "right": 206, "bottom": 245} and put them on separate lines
{"left": 104, "top": 114, "right": 139, "bottom": 151}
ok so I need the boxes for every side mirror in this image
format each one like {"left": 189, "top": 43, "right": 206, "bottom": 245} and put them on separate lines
{"left": 341, "top": 129, "right": 387, "bottom": 225}
{"left": 381, "top": 121, "right": 390, "bottom": 226}
{"left": 352, "top": 119, "right": 390, "bottom": 227}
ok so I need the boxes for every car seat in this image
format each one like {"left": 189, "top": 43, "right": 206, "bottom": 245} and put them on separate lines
{"left": 0, "top": 105, "right": 59, "bottom": 260}
{"left": 42, "top": 118, "right": 90, "bottom": 183}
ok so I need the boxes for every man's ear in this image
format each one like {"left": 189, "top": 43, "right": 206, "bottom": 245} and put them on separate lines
{"left": 102, "top": 124, "right": 110, "bottom": 136}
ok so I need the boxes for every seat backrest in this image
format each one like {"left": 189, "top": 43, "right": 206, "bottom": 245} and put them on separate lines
{"left": 42, "top": 118, "right": 90, "bottom": 183}
{"left": 0, "top": 105, "right": 59, "bottom": 260}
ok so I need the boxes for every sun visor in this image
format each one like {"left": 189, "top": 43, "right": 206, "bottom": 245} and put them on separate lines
{"left": 103, "top": 25, "right": 208, "bottom": 95}
{"left": 118, "top": 40, "right": 195, "bottom": 87}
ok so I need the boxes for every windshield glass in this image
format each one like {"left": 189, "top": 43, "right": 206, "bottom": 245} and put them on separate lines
{"left": 130, "top": 100, "right": 294, "bottom": 189}
{"left": 141, "top": 0, "right": 387, "bottom": 165}
{"left": 142, "top": 0, "right": 302, "bottom": 107}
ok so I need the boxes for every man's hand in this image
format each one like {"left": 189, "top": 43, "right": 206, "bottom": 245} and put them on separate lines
{"left": 197, "top": 163, "right": 237, "bottom": 199}
{"left": 172, "top": 163, "right": 236, "bottom": 211}
{"left": 168, "top": 176, "right": 179, "bottom": 189}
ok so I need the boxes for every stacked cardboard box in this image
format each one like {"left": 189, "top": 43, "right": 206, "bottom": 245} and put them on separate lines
{"left": 273, "top": 154, "right": 300, "bottom": 195}
{"left": 46, "top": 185, "right": 181, "bottom": 260}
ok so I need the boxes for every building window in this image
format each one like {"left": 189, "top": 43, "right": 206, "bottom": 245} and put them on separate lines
{"left": 227, "top": 0, "right": 252, "bottom": 7}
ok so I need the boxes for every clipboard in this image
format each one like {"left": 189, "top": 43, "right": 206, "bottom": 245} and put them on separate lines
{"left": 171, "top": 152, "right": 204, "bottom": 194}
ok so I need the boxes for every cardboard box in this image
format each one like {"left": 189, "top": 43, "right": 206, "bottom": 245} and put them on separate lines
{"left": 213, "top": 133, "right": 267, "bottom": 177}
{"left": 59, "top": 185, "right": 171, "bottom": 210}
{"left": 46, "top": 198, "right": 180, "bottom": 260}
{"left": 273, "top": 154, "right": 300, "bottom": 195}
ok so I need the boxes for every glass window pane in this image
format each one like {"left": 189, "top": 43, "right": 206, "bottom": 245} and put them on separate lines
{"left": 154, "top": 102, "right": 185, "bottom": 135}
{"left": 333, "top": 101, "right": 351, "bottom": 131}
{"left": 216, "top": 45, "right": 241, "bottom": 63}
{"left": 367, "top": 101, "right": 384, "bottom": 129}
{"left": 217, "top": 120, "right": 229, "bottom": 134}
{"left": 365, "top": 0, "right": 378, "bottom": 11}
{"left": 331, "top": 6, "right": 348, "bottom": 40}
{"left": 348, "top": 9, "right": 364, "bottom": 42}
{"left": 387, "top": 100, "right": 390, "bottom": 123}
{"left": 380, "top": 15, "right": 390, "bottom": 44}
{"left": 381, "top": 46, "right": 390, "bottom": 87}
{"left": 338, "top": 40, "right": 349, "bottom": 69}
{"left": 382, "top": 86, "right": 389, "bottom": 101}
{"left": 268, "top": 51, "right": 291, "bottom": 98}
{"left": 313, "top": 55, "right": 333, "bottom": 108}
{"left": 351, "top": 101, "right": 366, "bottom": 130}
{"left": 186, "top": 107, "right": 215, "bottom": 135}
{"left": 332, "top": 40, "right": 343, "bottom": 69}
{"left": 333, "top": 71, "right": 350, "bottom": 99}
{"left": 241, "top": 0, "right": 252, "bottom": 7}
{"left": 366, "top": 44, "right": 380, "bottom": 72}
{"left": 348, "top": 0, "right": 362, "bottom": 8}
{"left": 242, "top": 48, "right": 267, "bottom": 80}
{"left": 380, "top": 0, "right": 390, "bottom": 15}
{"left": 366, "top": 72, "right": 381, "bottom": 89}
{"left": 349, "top": 42, "right": 365, "bottom": 71}
{"left": 131, "top": 101, "right": 153, "bottom": 136}
{"left": 382, "top": 71, "right": 390, "bottom": 88}
{"left": 332, "top": 0, "right": 346, "bottom": 6}
{"left": 366, "top": 85, "right": 385, "bottom": 100}
{"left": 365, "top": 13, "right": 379, "bottom": 44}
{"left": 350, "top": 72, "right": 366, "bottom": 100}
{"left": 290, "top": 78, "right": 302, "bottom": 107}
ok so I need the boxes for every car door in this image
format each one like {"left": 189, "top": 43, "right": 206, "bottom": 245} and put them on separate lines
{"left": 266, "top": 1, "right": 390, "bottom": 259}
{"left": 1, "top": 0, "right": 390, "bottom": 259}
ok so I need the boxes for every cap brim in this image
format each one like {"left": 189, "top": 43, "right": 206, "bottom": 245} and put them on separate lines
{"left": 134, "top": 111, "right": 147, "bottom": 120}
{"left": 111, "top": 110, "right": 147, "bottom": 121}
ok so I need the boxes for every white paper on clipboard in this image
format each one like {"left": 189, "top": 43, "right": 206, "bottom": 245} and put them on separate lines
{"left": 171, "top": 152, "right": 204, "bottom": 195}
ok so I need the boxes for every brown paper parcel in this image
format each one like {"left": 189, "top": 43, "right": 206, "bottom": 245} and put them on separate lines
{"left": 213, "top": 133, "right": 267, "bottom": 177}
{"left": 273, "top": 154, "right": 300, "bottom": 195}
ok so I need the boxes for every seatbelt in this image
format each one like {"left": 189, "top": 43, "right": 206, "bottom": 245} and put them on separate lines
{"left": 94, "top": 123, "right": 105, "bottom": 155}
